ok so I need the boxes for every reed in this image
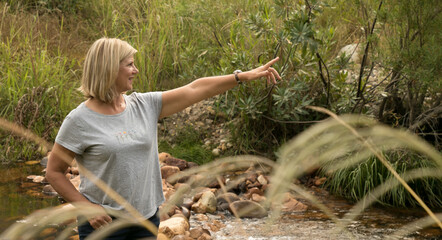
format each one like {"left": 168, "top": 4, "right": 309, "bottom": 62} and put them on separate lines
{"left": 2, "top": 110, "right": 441, "bottom": 239}
{"left": 0, "top": 2, "right": 83, "bottom": 162}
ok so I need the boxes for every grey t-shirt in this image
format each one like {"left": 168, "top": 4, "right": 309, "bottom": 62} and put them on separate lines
{"left": 55, "top": 92, "right": 165, "bottom": 219}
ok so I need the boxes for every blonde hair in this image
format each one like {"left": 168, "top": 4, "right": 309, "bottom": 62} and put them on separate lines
{"left": 80, "top": 38, "right": 137, "bottom": 103}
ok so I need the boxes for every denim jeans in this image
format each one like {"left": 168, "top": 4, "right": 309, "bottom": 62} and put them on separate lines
{"left": 78, "top": 209, "right": 160, "bottom": 240}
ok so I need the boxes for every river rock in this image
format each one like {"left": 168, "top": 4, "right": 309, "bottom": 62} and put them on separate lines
{"left": 192, "top": 191, "right": 203, "bottom": 202}
{"left": 216, "top": 192, "right": 240, "bottom": 211}
{"left": 211, "top": 148, "right": 220, "bottom": 156}
{"left": 70, "top": 167, "right": 79, "bottom": 175}
{"left": 207, "top": 220, "right": 225, "bottom": 232}
{"left": 261, "top": 184, "right": 270, "bottom": 193}
{"left": 206, "top": 176, "right": 225, "bottom": 188}
{"left": 157, "top": 233, "right": 170, "bottom": 240}
{"left": 338, "top": 43, "right": 362, "bottom": 64}
{"left": 189, "top": 174, "right": 206, "bottom": 186}
{"left": 174, "top": 183, "right": 191, "bottom": 194}
{"left": 198, "top": 233, "right": 212, "bottom": 240}
{"left": 25, "top": 160, "right": 40, "bottom": 165}
{"left": 164, "top": 187, "right": 176, "bottom": 201}
{"left": 181, "top": 198, "right": 194, "bottom": 210}
{"left": 180, "top": 207, "right": 191, "bottom": 219}
{"left": 191, "top": 191, "right": 217, "bottom": 214}
{"left": 42, "top": 184, "right": 58, "bottom": 196}
{"left": 159, "top": 215, "right": 190, "bottom": 237}
{"left": 314, "top": 177, "right": 327, "bottom": 186}
{"left": 244, "top": 187, "right": 263, "bottom": 199}
{"left": 161, "top": 166, "right": 180, "bottom": 180}
{"left": 246, "top": 172, "right": 258, "bottom": 182}
{"left": 32, "top": 175, "right": 45, "bottom": 183}
{"left": 163, "top": 179, "right": 173, "bottom": 190}
{"left": 257, "top": 175, "right": 268, "bottom": 185}
{"left": 171, "top": 235, "right": 192, "bottom": 240}
{"left": 192, "top": 187, "right": 215, "bottom": 201}
{"left": 65, "top": 173, "right": 72, "bottom": 179}
{"left": 282, "top": 198, "right": 308, "bottom": 212}
{"left": 229, "top": 200, "right": 267, "bottom": 218}
{"left": 164, "top": 157, "right": 188, "bottom": 171}
{"left": 251, "top": 193, "right": 266, "bottom": 203}
{"left": 229, "top": 177, "right": 247, "bottom": 193}
{"left": 159, "top": 152, "right": 172, "bottom": 163}
{"left": 161, "top": 204, "right": 180, "bottom": 219}
{"left": 189, "top": 227, "right": 211, "bottom": 239}
{"left": 70, "top": 175, "right": 80, "bottom": 190}
{"left": 247, "top": 181, "right": 261, "bottom": 189}
{"left": 27, "top": 175, "right": 38, "bottom": 180}
{"left": 187, "top": 162, "right": 198, "bottom": 169}
{"left": 194, "top": 214, "right": 209, "bottom": 221}
{"left": 40, "top": 156, "right": 48, "bottom": 167}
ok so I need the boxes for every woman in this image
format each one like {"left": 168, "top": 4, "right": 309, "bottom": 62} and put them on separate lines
{"left": 46, "top": 37, "right": 280, "bottom": 239}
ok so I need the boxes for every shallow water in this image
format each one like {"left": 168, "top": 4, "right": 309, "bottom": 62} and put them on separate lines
{"left": 0, "top": 163, "right": 59, "bottom": 232}
{"left": 196, "top": 208, "right": 440, "bottom": 240}
{"left": 1, "top": 163, "right": 441, "bottom": 239}
{"left": 190, "top": 187, "right": 441, "bottom": 240}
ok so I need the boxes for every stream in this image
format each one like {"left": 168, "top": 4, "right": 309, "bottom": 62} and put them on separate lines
{"left": 190, "top": 187, "right": 441, "bottom": 239}
{"left": 0, "top": 163, "right": 440, "bottom": 239}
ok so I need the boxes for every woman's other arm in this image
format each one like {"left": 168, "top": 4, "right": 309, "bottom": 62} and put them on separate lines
{"left": 159, "top": 57, "right": 281, "bottom": 119}
{"left": 46, "top": 143, "right": 112, "bottom": 229}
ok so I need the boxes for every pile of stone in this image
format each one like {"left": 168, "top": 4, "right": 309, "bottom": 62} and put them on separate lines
{"left": 28, "top": 152, "right": 312, "bottom": 240}
{"left": 157, "top": 152, "right": 309, "bottom": 240}
{"left": 27, "top": 155, "right": 80, "bottom": 198}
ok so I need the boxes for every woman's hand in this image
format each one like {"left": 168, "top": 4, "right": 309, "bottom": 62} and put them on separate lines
{"left": 238, "top": 57, "right": 281, "bottom": 84}
{"left": 87, "top": 205, "right": 113, "bottom": 229}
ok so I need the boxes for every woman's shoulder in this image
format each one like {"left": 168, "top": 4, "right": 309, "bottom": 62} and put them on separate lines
{"left": 126, "top": 91, "right": 163, "bottom": 104}
{"left": 64, "top": 102, "right": 88, "bottom": 121}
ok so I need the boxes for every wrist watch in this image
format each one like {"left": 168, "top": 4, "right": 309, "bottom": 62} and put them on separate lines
{"left": 233, "top": 70, "right": 243, "bottom": 85}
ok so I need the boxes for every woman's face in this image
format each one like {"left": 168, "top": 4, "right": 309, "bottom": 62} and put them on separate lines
{"left": 115, "top": 55, "right": 139, "bottom": 93}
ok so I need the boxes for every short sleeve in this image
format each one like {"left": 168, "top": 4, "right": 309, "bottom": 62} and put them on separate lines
{"left": 132, "top": 92, "right": 163, "bottom": 120}
{"left": 55, "top": 113, "right": 85, "bottom": 154}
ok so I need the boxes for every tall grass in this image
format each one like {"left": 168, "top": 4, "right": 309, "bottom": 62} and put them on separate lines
{"left": 323, "top": 151, "right": 442, "bottom": 208}
{"left": 1, "top": 110, "right": 441, "bottom": 239}
{"left": 0, "top": 3, "right": 82, "bottom": 162}
{"left": 0, "top": 0, "right": 278, "bottom": 162}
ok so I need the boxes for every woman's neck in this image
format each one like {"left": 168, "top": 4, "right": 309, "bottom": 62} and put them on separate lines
{"left": 85, "top": 95, "right": 126, "bottom": 115}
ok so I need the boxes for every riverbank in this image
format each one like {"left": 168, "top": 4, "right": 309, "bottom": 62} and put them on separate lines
{"left": 1, "top": 160, "right": 440, "bottom": 239}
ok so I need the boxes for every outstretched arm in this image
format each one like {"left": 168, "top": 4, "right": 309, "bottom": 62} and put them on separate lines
{"left": 159, "top": 57, "right": 281, "bottom": 119}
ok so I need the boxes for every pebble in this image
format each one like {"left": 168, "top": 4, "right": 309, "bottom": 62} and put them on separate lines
{"left": 211, "top": 148, "right": 220, "bottom": 156}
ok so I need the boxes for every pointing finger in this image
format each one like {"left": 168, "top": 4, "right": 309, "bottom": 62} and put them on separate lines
{"left": 263, "top": 57, "right": 279, "bottom": 68}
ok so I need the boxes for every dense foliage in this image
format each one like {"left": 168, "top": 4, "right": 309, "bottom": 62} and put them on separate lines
{"left": 0, "top": 0, "right": 440, "bottom": 207}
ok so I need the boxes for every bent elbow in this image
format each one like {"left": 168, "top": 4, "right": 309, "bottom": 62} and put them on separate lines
{"left": 45, "top": 170, "right": 56, "bottom": 185}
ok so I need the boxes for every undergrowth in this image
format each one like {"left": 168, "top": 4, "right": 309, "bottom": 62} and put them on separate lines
{"left": 1, "top": 0, "right": 440, "bottom": 209}
{"left": 323, "top": 150, "right": 442, "bottom": 208}
{"left": 158, "top": 126, "right": 214, "bottom": 166}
